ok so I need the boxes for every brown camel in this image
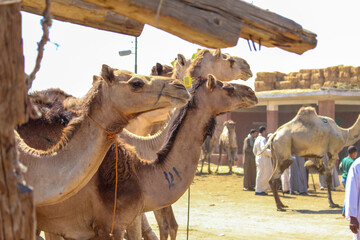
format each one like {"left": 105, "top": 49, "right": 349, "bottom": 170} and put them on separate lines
{"left": 32, "top": 75, "right": 257, "bottom": 239}
{"left": 199, "top": 128, "right": 218, "bottom": 174}
{"left": 124, "top": 49, "right": 253, "bottom": 239}
{"left": 258, "top": 106, "right": 360, "bottom": 211}
{"left": 216, "top": 120, "right": 238, "bottom": 174}
{"left": 16, "top": 64, "right": 190, "bottom": 207}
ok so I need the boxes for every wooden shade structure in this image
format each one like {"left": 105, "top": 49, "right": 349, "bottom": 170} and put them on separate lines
{"left": 21, "top": 0, "right": 317, "bottom": 54}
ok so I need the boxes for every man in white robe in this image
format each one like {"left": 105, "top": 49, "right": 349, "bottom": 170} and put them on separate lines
{"left": 253, "top": 126, "right": 272, "bottom": 195}
{"left": 345, "top": 158, "right": 360, "bottom": 240}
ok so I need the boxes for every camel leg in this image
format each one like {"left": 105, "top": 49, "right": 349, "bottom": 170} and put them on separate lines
{"left": 44, "top": 232, "right": 64, "bottom": 240}
{"left": 165, "top": 206, "right": 178, "bottom": 240}
{"left": 216, "top": 144, "right": 223, "bottom": 173}
{"left": 199, "top": 157, "right": 205, "bottom": 175}
{"left": 269, "top": 158, "right": 292, "bottom": 211}
{"left": 227, "top": 149, "right": 232, "bottom": 174}
{"left": 141, "top": 214, "right": 159, "bottom": 240}
{"left": 207, "top": 154, "right": 212, "bottom": 174}
{"left": 154, "top": 208, "right": 170, "bottom": 240}
{"left": 326, "top": 172, "right": 340, "bottom": 208}
{"left": 126, "top": 215, "right": 142, "bottom": 240}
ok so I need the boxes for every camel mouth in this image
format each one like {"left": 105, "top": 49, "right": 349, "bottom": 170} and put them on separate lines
{"left": 238, "top": 71, "right": 253, "bottom": 81}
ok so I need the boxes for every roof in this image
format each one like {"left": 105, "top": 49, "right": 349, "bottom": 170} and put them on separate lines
{"left": 255, "top": 88, "right": 360, "bottom": 106}
{"left": 20, "top": 0, "right": 317, "bottom": 54}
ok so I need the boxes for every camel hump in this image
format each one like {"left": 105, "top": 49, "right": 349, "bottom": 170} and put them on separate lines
{"left": 296, "top": 106, "right": 317, "bottom": 118}
{"left": 29, "top": 89, "right": 77, "bottom": 125}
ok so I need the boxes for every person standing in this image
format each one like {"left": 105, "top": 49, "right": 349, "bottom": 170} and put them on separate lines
{"left": 289, "top": 155, "right": 308, "bottom": 195}
{"left": 253, "top": 126, "right": 272, "bottom": 196}
{"left": 242, "top": 129, "right": 257, "bottom": 191}
{"left": 340, "top": 146, "right": 358, "bottom": 216}
{"left": 344, "top": 157, "right": 360, "bottom": 240}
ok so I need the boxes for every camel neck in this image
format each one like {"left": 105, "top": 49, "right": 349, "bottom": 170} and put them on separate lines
{"left": 346, "top": 114, "right": 360, "bottom": 146}
{"left": 139, "top": 103, "right": 215, "bottom": 211}
{"left": 19, "top": 112, "right": 125, "bottom": 206}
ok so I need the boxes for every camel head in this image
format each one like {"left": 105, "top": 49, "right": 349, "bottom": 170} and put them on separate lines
{"left": 224, "top": 120, "right": 236, "bottom": 132}
{"left": 151, "top": 63, "right": 173, "bottom": 77}
{"left": 191, "top": 74, "right": 257, "bottom": 115}
{"left": 98, "top": 64, "right": 190, "bottom": 117}
{"left": 188, "top": 49, "right": 252, "bottom": 81}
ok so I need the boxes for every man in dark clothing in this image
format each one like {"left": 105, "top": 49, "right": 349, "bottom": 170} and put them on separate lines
{"left": 242, "top": 129, "right": 257, "bottom": 191}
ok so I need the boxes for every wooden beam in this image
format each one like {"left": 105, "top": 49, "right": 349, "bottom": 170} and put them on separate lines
{"left": 0, "top": 2, "right": 35, "bottom": 239}
{"left": 82, "top": 0, "right": 317, "bottom": 54}
{"left": 21, "top": 0, "right": 144, "bottom": 37}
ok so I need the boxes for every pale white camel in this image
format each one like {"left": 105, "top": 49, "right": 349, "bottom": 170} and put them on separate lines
{"left": 216, "top": 120, "right": 238, "bottom": 174}
{"left": 258, "top": 106, "right": 360, "bottom": 211}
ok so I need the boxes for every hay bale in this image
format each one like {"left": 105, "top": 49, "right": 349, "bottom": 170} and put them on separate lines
{"left": 310, "top": 83, "right": 321, "bottom": 89}
{"left": 298, "top": 80, "right": 311, "bottom": 89}
{"left": 277, "top": 80, "right": 295, "bottom": 89}
{"left": 351, "top": 76, "right": 359, "bottom": 85}
{"left": 311, "top": 73, "right": 324, "bottom": 84}
{"left": 323, "top": 81, "right": 336, "bottom": 88}
{"left": 323, "top": 66, "right": 339, "bottom": 81}
{"left": 256, "top": 72, "right": 278, "bottom": 84}
{"left": 254, "top": 80, "right": 274, "bottom": 91}
{"left": 300, "top": 72, "right": 311, "bottom": 80}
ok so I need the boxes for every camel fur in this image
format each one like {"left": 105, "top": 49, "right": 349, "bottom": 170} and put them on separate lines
{"left": 258, "top": 106, "right": 360, "bottom": 211}
{"left": 216, "top": 120, "right": 238, "bottom": 174}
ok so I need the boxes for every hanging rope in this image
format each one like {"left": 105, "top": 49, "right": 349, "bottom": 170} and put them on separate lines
{"left": 26, "top": 0, "right": 52, "bottom": 91}
{"left": 87, "top": 115, "right": 119, "bottom": 240}
{"left": 186, "top": 186, "right": 191, "bottom": 240}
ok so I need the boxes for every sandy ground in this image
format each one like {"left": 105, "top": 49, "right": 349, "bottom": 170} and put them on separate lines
{"left": 145, "top": 164, "right": 352, "bottom": 240}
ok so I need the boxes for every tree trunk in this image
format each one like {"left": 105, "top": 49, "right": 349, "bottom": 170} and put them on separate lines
{"left": 0, "top": 2, "right": 36, "bottom": 239}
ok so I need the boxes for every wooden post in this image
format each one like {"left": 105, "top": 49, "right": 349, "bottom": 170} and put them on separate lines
{"left": 0, "top": 1, "right": 36, "bottom": 239}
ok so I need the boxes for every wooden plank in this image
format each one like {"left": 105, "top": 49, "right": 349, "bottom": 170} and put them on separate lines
{"left": 0, "top": 3, "right": 35, "bottom": 239}
{"left": 21, "top": 0, "right": 144, "bottom": 37}
{"left": 0, "top": 0, "right": 21, "bottom": 5}
{"left": 82, "top": 0, "right": 316, "bottom": 54}
{"left": 83, "top": 0, "right": 243, "bottom": 49}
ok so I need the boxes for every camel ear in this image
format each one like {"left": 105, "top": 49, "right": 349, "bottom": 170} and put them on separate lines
{"left": 206, "top": 74, "right": 216, "bottom": 91}
{"left": 156, "top": 63, "right": 163, "bottom": 75}
{"left": 92, "top": 75, "right": 102, "bottom": 84}
{"left": 177, "top": 54, "right": 186, "bottom": 66}
{"left": 101, "top": 64, "right": 115, "bottom": 85}
{"left": 214, "top": 48, "right": 221, "bottom": 59}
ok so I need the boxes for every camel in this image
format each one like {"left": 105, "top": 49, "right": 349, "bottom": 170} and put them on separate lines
{"left": 122, "top": 49, "right": 253, "bottom": 239}
{"left": 32, "top": 75, "right": 257, "bottom": 239}
{"left": 199, "top": 130, "right": 218, "bottom": 174}
{"left": 216, "top": 120, "right": 238, "bottom": 174}
{"left": 16, "top": 64, "right": 190, "bottom": 207}
{"left": 125, "top": 48, "right": 252, "bottom": 136}
{"left": 258, "top": 106, "right": 360, "bottom": 211}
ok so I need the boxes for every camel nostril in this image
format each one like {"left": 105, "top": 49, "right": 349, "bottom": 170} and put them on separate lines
{"left": 173, "top": 83, "right": 186, "bottom": 89}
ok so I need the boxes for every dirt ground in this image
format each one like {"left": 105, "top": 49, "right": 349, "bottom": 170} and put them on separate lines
{"left": 145, "top": 164, "right": 352, "bottom": 240}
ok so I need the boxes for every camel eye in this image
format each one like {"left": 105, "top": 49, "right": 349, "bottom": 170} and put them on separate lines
{"left": 223, "top": 85, "right": 235, "bottom": 94}
{"left": 129, "top": 79, "right": 145, "bottom": 89}
{"left": 229, "top": 58, "right": 235, "bottom": 67}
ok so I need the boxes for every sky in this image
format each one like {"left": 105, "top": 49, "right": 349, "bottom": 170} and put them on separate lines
{"left": 22, "top": 0, "right": 360, "bottom": 98}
